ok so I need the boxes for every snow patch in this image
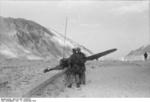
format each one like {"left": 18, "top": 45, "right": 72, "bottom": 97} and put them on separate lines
{"left": 26, "top": 55, "right": 42, "bottom": 60}
{"left": 0, "top": 44, "right": 17, "bottom": 58}
{"left": 52, "top": 35, "right": 74, "bottom": 48}
{"left": 125, "top": 55, "right": 145, "bottom": 61}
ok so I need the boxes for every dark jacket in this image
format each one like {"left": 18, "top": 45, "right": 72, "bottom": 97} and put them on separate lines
{"left": 68, "top": 52, "right": 86, "bottom": 73}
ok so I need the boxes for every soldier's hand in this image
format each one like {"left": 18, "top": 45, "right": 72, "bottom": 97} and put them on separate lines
{"left": 43, "top": 69, "right": 49, "bottom": 73}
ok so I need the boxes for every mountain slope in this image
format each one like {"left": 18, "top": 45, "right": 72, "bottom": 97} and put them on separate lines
{"left": 125, "top": 44, "right": 150, "bottom": 60}
{"left": 127, "top": 45, "right": 150, "bottom": 56}
{"left": 0, "top": 16, "right": 92, "bottom": 60}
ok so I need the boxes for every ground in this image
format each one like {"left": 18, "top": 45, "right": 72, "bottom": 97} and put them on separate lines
{"left": 57, "top": 60, "right": 150, "bottom": 97}
{"left": 0, "top": 59, "right": 150, "bottom": 97}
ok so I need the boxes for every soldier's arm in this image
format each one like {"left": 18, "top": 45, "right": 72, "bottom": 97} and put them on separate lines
{"left": 43, "top": 65, "right": 64, "bottom": 73}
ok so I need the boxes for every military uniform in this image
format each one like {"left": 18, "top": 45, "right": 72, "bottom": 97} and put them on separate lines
{"left": 59, "top": 58, "right": 74, "bottom": 88}
{"left": 67, "top": 48, "right": 86, "bottom": 88}
{"left": 76, "top": 51, "right": 86, "bottom": 85}
{"left": 144, "top": 52, "right": 148, "bottom": 60}
{"left": 59, "top": 58, "right": 69, "bottom": 68}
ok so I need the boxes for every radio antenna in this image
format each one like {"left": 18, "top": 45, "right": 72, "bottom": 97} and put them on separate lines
{"left": 62, "top": 17, "right": 68, "bottom": 58}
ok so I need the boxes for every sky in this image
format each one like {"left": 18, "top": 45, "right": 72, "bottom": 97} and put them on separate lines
{"left": 0, "top": 0, "right": 149, "bottom": 59}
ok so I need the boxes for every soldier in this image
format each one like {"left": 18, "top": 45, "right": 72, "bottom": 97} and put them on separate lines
{"left": 57, "top": 57, "right": 75, "bottom": 88}
{"left": 43, "top": 58, "right": 68, "bottom": 73}
{"left": 76, "top": 47, "right": 86, "bottom": 85}
{"left": 43, "top": 56, "right": 74, "bottom": 88}
{"left": 144, "top": 52, "right": 148, "bottom": 61}
{"left": 68, "top": 48, "right": 86, "bottom": 88}
{"left": 59, "top": 58, "right": 69, "bottom": 68}
{"left": 66, "top": 48, "right": 78, "bottom": 88}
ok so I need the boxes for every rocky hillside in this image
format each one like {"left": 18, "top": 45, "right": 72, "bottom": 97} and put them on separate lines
{"left": 0, "top": 16, "right": 92, "bottom": 60}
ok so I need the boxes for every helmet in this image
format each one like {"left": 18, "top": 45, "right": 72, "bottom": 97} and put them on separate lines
{"left": 72, "top": 48, "right": 76, "bottom": 53}
{"left": 76, "top": 47, "right": 81, "bottom": 52}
